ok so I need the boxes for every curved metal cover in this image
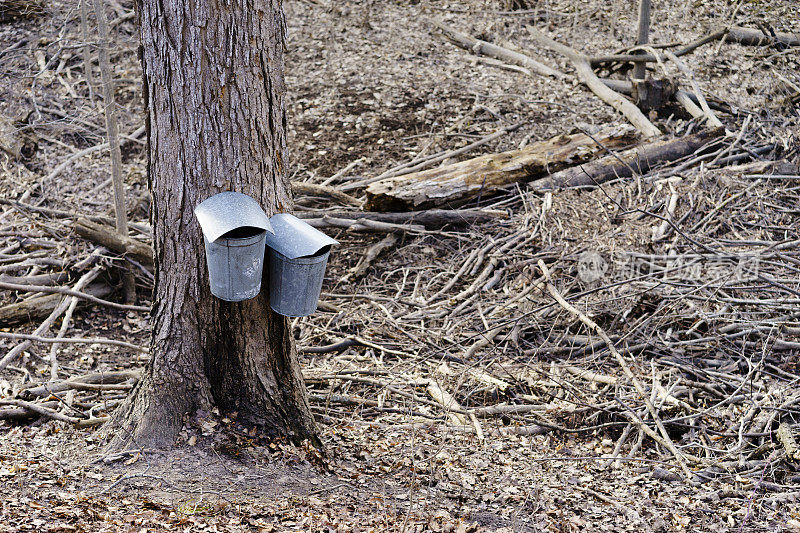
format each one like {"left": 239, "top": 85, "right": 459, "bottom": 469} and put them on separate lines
{"left": 194, "top": 192, "right": 273, "bottom": 243}
{"left": 265, "top": 213, "right": 338, "bottom": 259}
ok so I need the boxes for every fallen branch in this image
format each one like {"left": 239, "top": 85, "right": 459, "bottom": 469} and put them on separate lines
{"left": 297, "top": 208, "right": 507, "bottom": 227}
{"left": 526, "top": 25, "right": 662, "bottom": 138}
{"left": 341, "top": 123, "right": 524, "bottom": 192}
{"left": 0, "top": 265, "right": 103, "bottom": 371}
{"left": 20, "top": 370, "right": 140, "bottom": 398}
{"left": 590, "top": 30, "right": 727, "bottom": 66}
{"left": 306, "top": 216, "right": 426, "bottom": 234}
{"left": 365, "top": 126, "right": 637, "bottom": 211}
{"left": 0, "top": 398, "right": 80, "bottom": 424}
{"left": 0, "top": 283, "right": 112, "bottom": 325}
{"left": 531, "top": 127, "right": 723, "bottom": 191}
{"left": 725, "top": 26, "right": 800, "bottom": 47}
{"left": 0, "top": 331, "right": 146, "bottom": 352}
{"left": 777, "top": 423, "right": 800, "bottom": 462}
{"left": 0, "top": 280, "right": 150, "bottom": 312}
{"left": 663, "top": 51, "right": 723, "bottom": 128}
{"left": 292, "top": 182, "right": 362, "bottom": 207}
{"left": 434, "top": 20, "right": 566, "bottom": 79}
{"left": 342, "top": 233, "right": 398, "bottom": 282}
{"left": 74, "top": 218, "right": 154, "bottom": 267}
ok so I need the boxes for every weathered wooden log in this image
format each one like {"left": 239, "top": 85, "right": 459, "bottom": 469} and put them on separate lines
{"left": 296, "top": 208, "right": 507, "bottom": 227}
{"left": 725, "top": 26, "right": 800, "bottom": 47}
{"left": 364, "top": 127, "right": 638, "bottom": 211}
{"left": 531, "top": 128, "right": 723, "bottom": 191}
{"left": 74, "top": 218, "right": 154, "bottom": 267}
{"left": 0, "top": 283, "right": 112, "bottom": 325}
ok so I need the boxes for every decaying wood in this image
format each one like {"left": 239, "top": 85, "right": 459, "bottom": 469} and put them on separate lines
{"left": 631, "top": 78, "right": 677, "bottom": 111}
{"left": 531, "top": 127, "right": 723, "bottom": 191}
{"left": 74, "top": 218, "right": 154, "bottom": 267}
{"left": 365, "top": 127, "right": 638, "bottom": 211}
{"left": 292, "top": 182, "right": 362, "bottom": 207}
{"left": 725, "top": 26, "right": 800, "bottom": 47}
{"left": 296, "top": 208, "right": 506, "bottom": 228}
{"left": 526, "top": 26, "right": 662, "bottom": 138}
{"left": 777, "top": 423, "right": 800, "bottom": 462}
{"left": 0, "top": 283, "right": 112, "bottom": 325}
{"left": 434, "top": 21, "right": 565, "bottom": 79}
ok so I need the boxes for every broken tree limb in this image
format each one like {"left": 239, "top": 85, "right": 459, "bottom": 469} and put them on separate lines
{"left": 0, "top": 266, "right": 102, "bottom": 371}
{"left": 590, "top": 30, "right": 727, "bottom": 67}
{"left": 531, "top": 127, "right": 723, "bottom": 191}
{"left": 0, "top": 284, "right": 113, "bottom": 325}
{"left": 296, "top": 208, "right": 506, "bottom": 228}
{"left": 306, "top": 216, "right": 426, "bottom": 234}
{"left": 364, "top": 126, "right": 637, "bottom": 211}
{"left": 0, "top": 198, "right": 150, "bottom": 235}
{"left": 342, "top": 233, "right": 398, "bottom": 282}
{"left": 292, "top": 182, "right": 362, "bottom": 207}
{"left": 725, "top": 26, "right": 800, "bottom": 47}
{"left": 663, "top": 51, "right": 723, "bottom": 128}
{"left": 74, "top": 218, "right": 154, "bottom": 267}
{"left": 526, "top": 26, "right": 662, "bottom": 138}
{"left": 0, "top": 280, "right": 149, "bottom": 312}
{"left": 434, "top": 21, "right": 566, "bottom": 79}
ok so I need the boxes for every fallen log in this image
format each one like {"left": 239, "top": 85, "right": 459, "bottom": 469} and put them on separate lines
{"left": 725, "top": 26, "right": 800, "bottom": 47}
{"left": 364, "top": 126, "right": 638, "bottom": 211}
{"left": 74, "top": 218, "right": 154, "bottom": 267}
{"left": 296, "top": 208, "right": 507, "bottom": 227}
{"left": 0, "top": 283, "right": 113, "bottom": 325}
{"left": 531, "top": 128, "right": 723, "bottom": 191}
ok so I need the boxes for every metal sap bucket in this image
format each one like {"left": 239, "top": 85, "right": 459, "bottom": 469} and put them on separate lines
{"left": 264, "top": 213, "right": 338, "bottom": 317}
{"left": 194, "top": 192, "right": 274, "bottom": 302}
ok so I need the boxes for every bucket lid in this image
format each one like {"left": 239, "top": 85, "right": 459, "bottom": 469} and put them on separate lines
{"left": 265, "top": 213, "right": 338, "bottom": 259}
{"left": 195, "top": 192, "right": 273, "bottom": 243}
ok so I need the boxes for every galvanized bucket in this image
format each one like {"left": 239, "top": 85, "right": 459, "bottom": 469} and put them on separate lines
{"left": 268, "top": 246, "right": 331, "bottom": 317}
{"left": 195, "top": 192, "right": 273, "bottom": 302}
{"left": 204, "top": 229, "right": 267, "bottom": 302}
{"left": 264, "top": 214, "right": 338, "bottom": 317}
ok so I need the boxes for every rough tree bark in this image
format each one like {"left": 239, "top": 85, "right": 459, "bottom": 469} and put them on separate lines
{"left": 107, "top": 0, "right": 318, "bottom": 448}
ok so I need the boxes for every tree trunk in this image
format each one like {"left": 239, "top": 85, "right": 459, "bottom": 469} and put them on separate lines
{"left": 108, "top": 0, "right": 318, "bottom": 449}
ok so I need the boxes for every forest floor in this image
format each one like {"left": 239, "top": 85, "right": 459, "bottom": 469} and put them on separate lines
{"left": 1, "top": 0, "right": 800, "bottom": 531}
